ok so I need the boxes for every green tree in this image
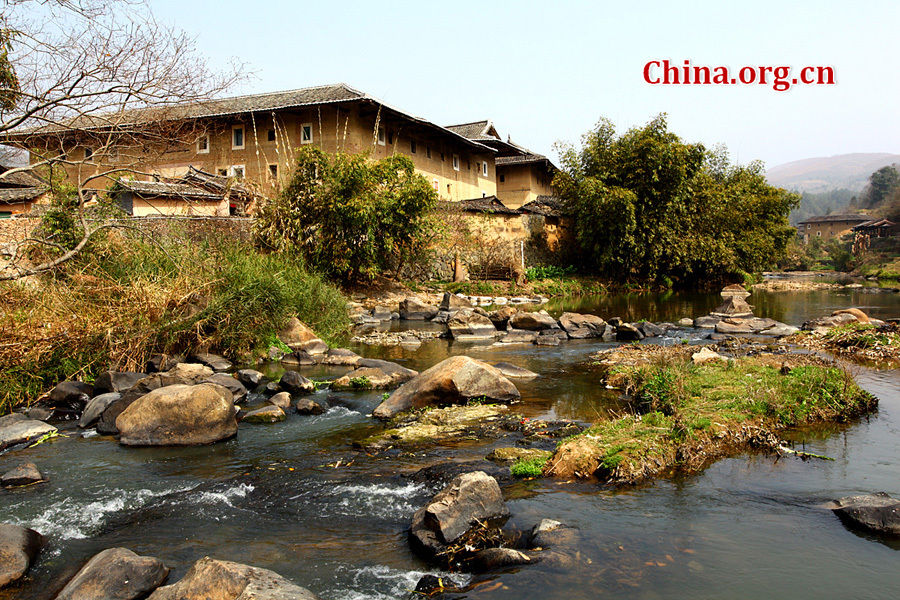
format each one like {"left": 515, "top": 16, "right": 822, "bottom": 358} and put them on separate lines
{"left": 254, "top": 147, "right": 438, "bottom": 283}
{"left": 859, "top": 166, "right": 900, "bottom": 209}
{"left": 554, "top": 114, "right": 798, "bottom": 285}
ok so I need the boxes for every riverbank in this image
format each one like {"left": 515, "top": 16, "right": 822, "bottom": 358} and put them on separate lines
{"left": 0, "top": 233, "right": 348, "bottom": 415}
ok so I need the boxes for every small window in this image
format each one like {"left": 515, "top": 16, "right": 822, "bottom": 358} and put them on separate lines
{"left": 267, "top": 129, "right": 276, "bottom": 142}
{"left": 452, "top": 154, "right": 460, "bottom": 171}
{"left": 410, "top": 140, "right": 417, "bottom": 154}
{"left": 197, "top": 136, "right": 209, "bottom": 154}
{"left": 499, "top": 173, "right": 505, "bottom": 183}
{"left": 301, "top": 123, "right": 313, "bottom": 144}
{"left": 816, "top": 231, "right": 821, "bottom": 237}
{"left": 218, "top": 168, "right": 228, "bottom": 176}
{"left": 467, "top": 159, "right": 471, "bottom": 171}
{"left": 426, "top": 147, "right": 432, "bottom": 159}
{"left": 482, "top": 161, "right": 488, "bottom": 177}
{"left": 432, "top": 178, "right": 439, "bottom": 192}
{"left": 441, "top": 152, "right": 445, "bottom": 162}
{"left": 378, "top": 127, "right": 386, "bottom": 146}
{"left": 268, "top": 164, "right": 278, "bottom": 179}
{"left": 387, "top": 131, "right": 393, "bottom": 145}
{"left": 447, "top": 183, "right": 452, "bottom": 195}
{"left": 806, "top": 224, "right": 811, "bottom": 229}
{"left": 84, "top": 147, "right": 93, "bottom": 162}
{"left": 0, "top": 211, "right": 12, "bottom": 219}
{"left": 232, "top": 126, "right": 245, "bottom": 149}
{"left": 230, "top": 165, "right": 245, "bottom": 179}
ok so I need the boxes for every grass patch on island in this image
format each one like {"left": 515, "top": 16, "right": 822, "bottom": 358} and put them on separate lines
{"left": 548, "top": 350, "right": 876, "bottom": 484}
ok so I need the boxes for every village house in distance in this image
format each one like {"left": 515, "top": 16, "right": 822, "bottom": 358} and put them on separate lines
{"left": 8, "top": 83, "right": 558, "bottom": 217}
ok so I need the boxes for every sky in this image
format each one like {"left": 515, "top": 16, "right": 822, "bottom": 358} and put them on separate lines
{"left": 149, "top": 0, "right": 899, "bottom": 170}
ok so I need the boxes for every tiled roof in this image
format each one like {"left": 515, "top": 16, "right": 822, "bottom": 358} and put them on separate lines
{"left": 114, "top": 180, "right": 223, "bottom": 201}
{"left": 0, "top": 186, "right": 47, "bottom": 203}
{"left": 8, "top": 83, "right": 495, "bottom": 153}
{"left": 798, "top": 214, "right": 870, "bottom": 225}
{"left": 496, "top": 153, "right": 554, "bottom": 167}
{"left": 520, "top": 196, "right": 566, "bottom": 216}
{"left": 436, "top": 196, "right": 521, "bottom": 215}
{"left": 445, "top": 120, "right": 498, "bottom": 141}
{"left": 0, "top": 166, "right": 46, "bottom": 188}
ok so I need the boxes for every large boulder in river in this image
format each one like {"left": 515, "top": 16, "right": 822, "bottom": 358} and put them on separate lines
{"left": 400, "top": 297, "right": 439, "bottom": 320}
{"left": 54, "top": 547, "right": 169, "bottom": 600}
{"left": 146, "top": 556, "right": 320, "bottom": 600}
{"left": 97, "top": 364, "right": 214, "bottom": 435}
{"left": 116, "top": 383, "right": 237, "bottom": 446}
{"left": 830, "top": 492, "right": 900, "bottom": 536}
{"left": 409, "top": 471, "right": 509, "bottom": 561}
{"left": 372, "top": 356, "right": 519, "bottom": 419}
{"left": 0, "top": 523, "right": 43, "bottom": 588}
{"left": 508, "top": 311, "right": 558, "bottom": 331}
{"left": 558, "top": 312, "right": 606, "bottom": 338}
{"left": 0, "top": 413, "right": 56, "bottom": 452}
{"left": 447, "top": 309, "right": 498, "bottom": 340}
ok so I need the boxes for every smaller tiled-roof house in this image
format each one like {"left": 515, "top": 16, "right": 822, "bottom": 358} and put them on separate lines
{"left": 110, "top": 179, "right": 229, "bottom": 217}
{"left": 0, "top": 165, "right": 48, "bottom": 217}
{"left": 797, "top": 214, "right": 870, "bottom": 243}
{"left": 446, "top": 120, "right": 557, "bottom": 209}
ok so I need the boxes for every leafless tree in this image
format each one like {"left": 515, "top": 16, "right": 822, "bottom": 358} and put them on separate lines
{"left": 0, "top": 0, "right": 244, "bottom": 279}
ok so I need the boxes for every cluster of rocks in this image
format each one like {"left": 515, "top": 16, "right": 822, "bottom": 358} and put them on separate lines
{"left": 0, "top": 528, "right": 319, "bottom": 598}
{"left": 408, "top": 470, "right": 583, "bottom": 590}
{"left": 349, "top": 294, "right": 550, "bottom": 326}
{"left": 801, "top": 307, "right": 883, "bottom": 334}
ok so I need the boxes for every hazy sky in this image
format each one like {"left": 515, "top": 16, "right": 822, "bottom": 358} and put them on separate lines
{"left": 151, "top": 0, "right": 898, "bottom": 169}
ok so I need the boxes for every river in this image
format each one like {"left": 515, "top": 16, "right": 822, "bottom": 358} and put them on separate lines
{"left": 2, "top": 286, "right": 900, "bottom": 599}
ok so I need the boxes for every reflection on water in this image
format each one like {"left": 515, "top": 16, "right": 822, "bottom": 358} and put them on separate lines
{"left": 2, "top": 289, "right": 900, "bottom": 600}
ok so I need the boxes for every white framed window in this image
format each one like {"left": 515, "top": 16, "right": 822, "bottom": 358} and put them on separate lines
{"left": 301, "top": 123, "right": 313, "bottom": 144}
{"left": 230, "top": 164, "right": 245, "bottom": 179}
{"left": 410, "top": 140, "right": 417, "bottom": 154}
{"left": 432, "top": 178, "right": 439, "bottom": 192}
{"left": 482, "top": 161, "right": 488, "bottom": 176}
{"left": 232, "top": 126, "right": 245, "bottom": 150}
{"left": 452, "top": 154, "right": 460, "bottom": 171}
{"left": 197, "top": 136, "right": 209, "bottom": 154}
{"left": 816, "top": 231, "right": 821, "bottom": 237}
{"left": 378, "top": 127, "right": 386, "bottom": 146}
{"left": 218, "top": 168, "right": 228, "bottom": 176}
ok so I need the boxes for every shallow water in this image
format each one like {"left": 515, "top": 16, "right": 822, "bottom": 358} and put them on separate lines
{"left": 2, "top": 288, "right": 900, "bottom": 599}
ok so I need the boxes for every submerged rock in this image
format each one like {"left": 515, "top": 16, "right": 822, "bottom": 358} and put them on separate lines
{"left": 471, "top": 547, "right": 533, "bottom": 571}
{"left": 831, "top": 492, "right": 900, "bottom": 536}
{"left": 116, "top": 383, "right": 237, "bottom": 446}
{"left": 0, "top": 414, "right": 56, "bottom": 452}
{"left": 54, "top": 547, "right": 169, "bottom": 600}
{"left": 1, "top": 462, "right": 46, "bottom": 487}
{"left": 372, "top": 356, "right": 519, "bottom": 419}
{"left": 0, "top": 523, "right": 43, "bottom": 589}
{"left": 491, "top": 362, "right": 538, "bottom": 379}
{"left": 240, "top": 405, "right": 286, "bottom": 424}
{"left": 146, "top": 556, "right": 319, "bottom": 600}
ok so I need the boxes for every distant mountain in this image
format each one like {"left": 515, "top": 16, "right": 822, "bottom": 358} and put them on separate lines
{"left": 767, "top": 153, "right": 900, "bottom": 193}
